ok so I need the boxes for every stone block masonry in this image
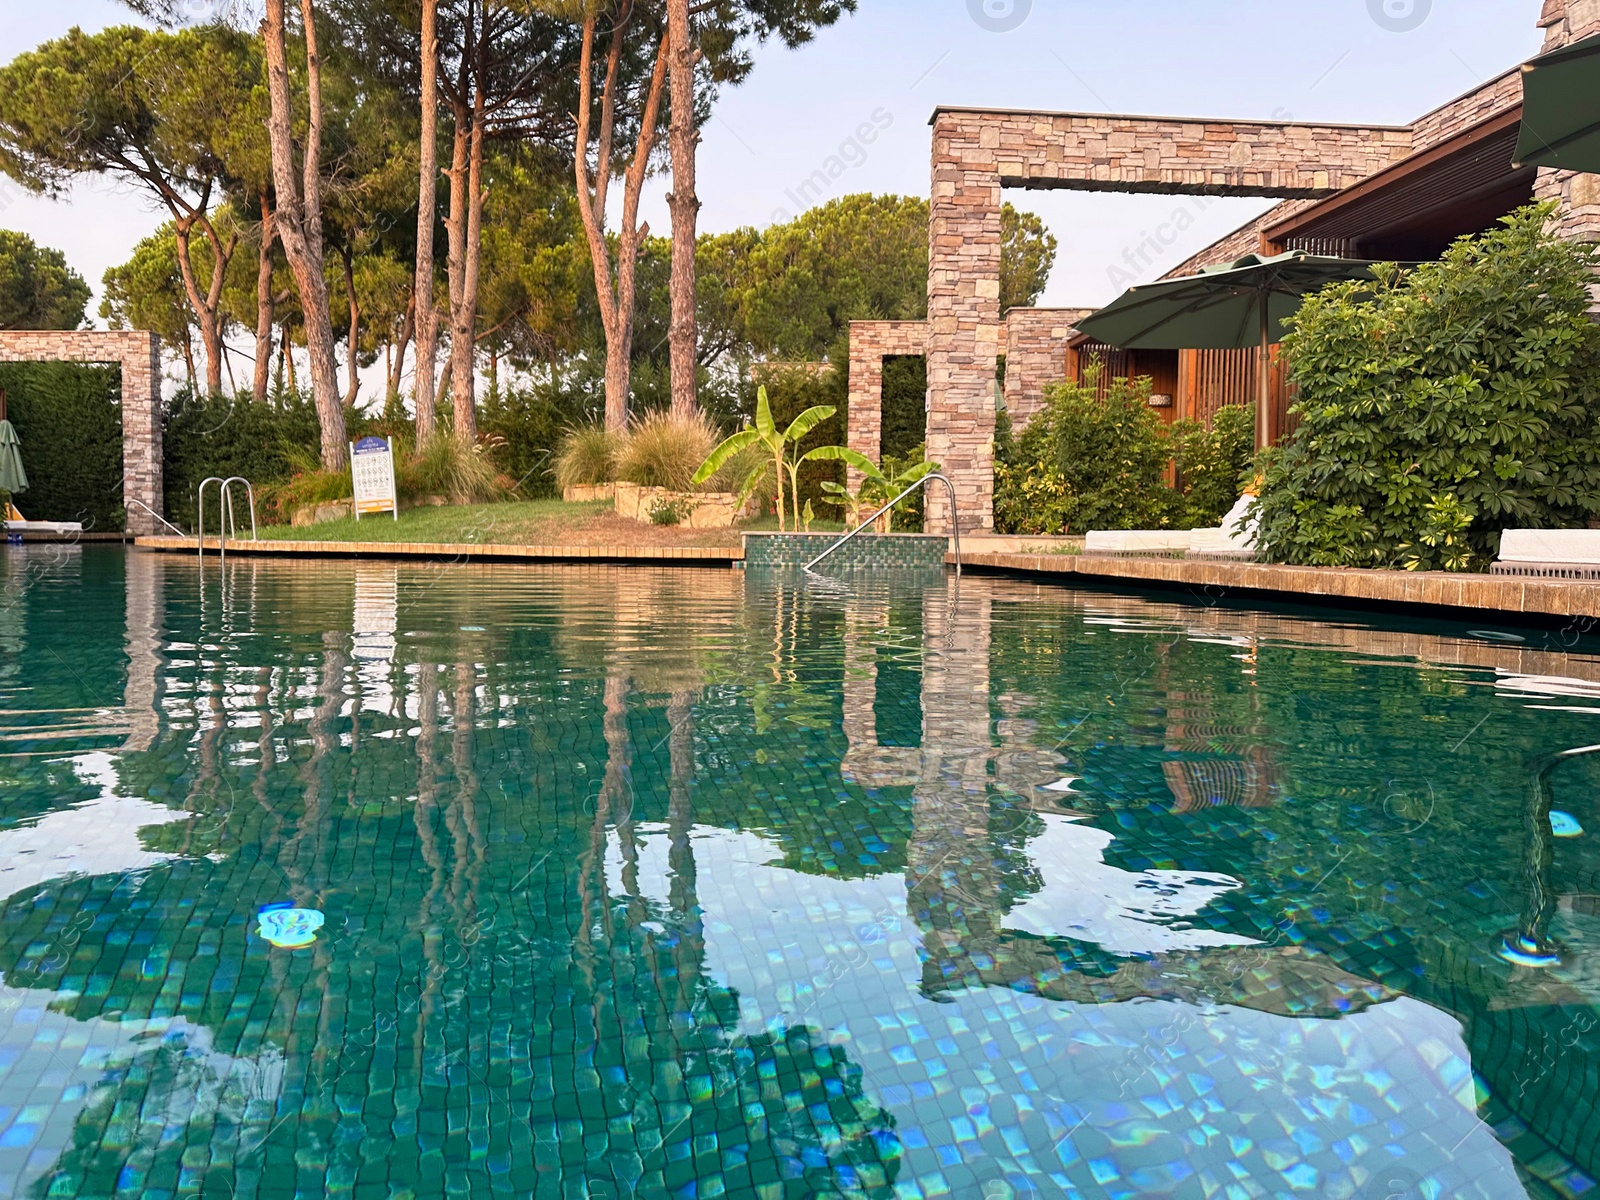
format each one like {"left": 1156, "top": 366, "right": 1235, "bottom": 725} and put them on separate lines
{"left": 846, "top": 322, "right": 928, "bottom": 491}
{"left": 0, "top": 331, "right": 163, "bottom": 534}
{"left": 1002, "top": 309, "right": 1093, "bottom": 430}
{"left": 925, "top": 108, "right": 1411, "bottom": 535}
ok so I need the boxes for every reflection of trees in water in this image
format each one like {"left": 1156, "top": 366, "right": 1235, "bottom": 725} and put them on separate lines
{"left": 0, "top": 561, "right": 901, "bottom": 1197}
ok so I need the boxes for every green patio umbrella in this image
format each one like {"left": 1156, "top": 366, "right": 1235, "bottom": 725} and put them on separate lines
{"left": 1514, "top": 33, "right": 1600, "bottom": 172}
{"left": 0, "top": 388, "right": 27, "bottom": 497}
{"left": 1074, "top": 250, "right": 1381, "bottom": 447}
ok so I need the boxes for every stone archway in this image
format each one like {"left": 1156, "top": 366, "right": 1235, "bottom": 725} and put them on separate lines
{"left": 0, "top": 331, "right": 162, "bottom": 534}
{"left": 924, "top": 108, "right": 1414, "bottom": 533}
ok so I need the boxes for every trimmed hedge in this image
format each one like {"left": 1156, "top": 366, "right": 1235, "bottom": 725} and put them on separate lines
{"left": 162, "top": 390, "right": 322, "bottom": 528}
{"left": 0, "top": 363, "right": 122, "bottom": 530}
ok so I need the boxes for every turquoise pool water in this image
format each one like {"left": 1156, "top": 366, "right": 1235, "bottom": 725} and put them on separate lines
{"left": 2, "top": 547, "right": 1599, "bottom": 1199}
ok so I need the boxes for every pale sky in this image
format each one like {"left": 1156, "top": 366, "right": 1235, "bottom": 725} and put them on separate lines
{"left": 0, "top": 0, "right": 1546, "bottom": 326}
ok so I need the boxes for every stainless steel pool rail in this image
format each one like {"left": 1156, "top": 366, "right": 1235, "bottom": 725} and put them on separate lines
{"left": 804, "top": 472, "right": 961, "bottom": 576}
{"left": 197, "top": 477, "right": 258, "bottom": 562}
{"left": 126, "top": 498, "right": 185, "bottom": 537}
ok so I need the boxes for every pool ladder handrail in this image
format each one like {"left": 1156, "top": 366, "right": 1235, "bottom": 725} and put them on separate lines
{"left": 804, "top": 472, "right": 961, "bottom": 576}
{"left": 197, "top": 477, "right": 258, "bottom": 561}
{"left": 125, "top": 498, "right": 186, "bottom": 537}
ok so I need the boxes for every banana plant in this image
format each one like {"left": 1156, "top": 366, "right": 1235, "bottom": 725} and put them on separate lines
{"left": 693, "top": 387, "right": 875, "bottom": 532}
{"left": 820, "top": 455, "right": 940, "bottom": 533}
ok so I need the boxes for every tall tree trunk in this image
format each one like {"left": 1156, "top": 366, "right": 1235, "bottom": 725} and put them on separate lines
{"left": 444, "top": 100, "right": 470, "bottom": 439}
{"left": 283, "top": 325, "right": 297, "bottom": 394}
{"left": 170, "top": 218, "right": 235, "bottom": 396}
{"left": 413, "top": 0, "right": 440, "bottom": 445}
{"left": 449, "top": 89, "right": 486, "bottom": 442}
{"left": 263, "top": 0, "right": 349, "bottom": 470}
{"left": 341, "top": 243, "right": 361, "bottom": 408}
{"left": 573, "top": 3, "right": 670, "bottom": 434}
{"left": 180, "top": 325, "right": 196, "bottom": 392}
{"left": 253, "top": 191, "right": 277, "bottom": 403}
{"left": 388, "top": 290, "right": 416, "bottom": 403}
{"left": 666, "top": 0, "right": 698, "bottom": 418}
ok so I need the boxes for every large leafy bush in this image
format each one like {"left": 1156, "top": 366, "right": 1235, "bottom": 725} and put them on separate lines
{"left": 994, "top": 368, "right": 1253, "bottom": 535}
{"left": 1258, "top": 203, "right": 1600, "bottom": 570}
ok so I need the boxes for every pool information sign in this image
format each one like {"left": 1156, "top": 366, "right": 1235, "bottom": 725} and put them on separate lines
{"left": 350, "top": 437, "right": 399, "bottom": 520}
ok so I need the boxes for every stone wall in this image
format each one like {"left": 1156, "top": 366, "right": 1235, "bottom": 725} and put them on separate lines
{"left": 926, "top": 108, "right": 1410, "bottom": 533}
{"left": 0, "top": 331, "right": 162, "bottom": 534}
{"left": 1002, "top": 308, "right": 1092, "bottom": 428}
{"left": 846, "top": 321, "right": 928, "bottom": 489}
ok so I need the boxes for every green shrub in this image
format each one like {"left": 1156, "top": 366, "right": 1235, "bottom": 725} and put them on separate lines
{"left": 0, "top": 363, "right": 122, "bottom": 530}
{"left": 480, "top": 385, "right": 566, "bottom": 498}
{"left": 554, "top": 424, "right": 618, "bottom": 490}
{"left": 994, "top": 369, "right": 1254, "bottom": 535}
{"left": 1171, "top": 402, "right": 1257, "bottom": 526}
{"left": 617, "top": 409, "right": 719, "bottom": 492}
{"left": 402, "top": 433, "right": 516, "bottom": 504}
{"left": 648, "top": 495, "right": 696, "bottom": 526}
{"left": 1258, "top": 203, "right": 1600, "bottom": 571}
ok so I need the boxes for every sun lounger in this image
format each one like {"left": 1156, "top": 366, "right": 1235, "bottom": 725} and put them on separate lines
{"left": 1083, "top": 529, "right": 1191, "bottom": 556}
{"left": 1493, "top": 529, "right": 1600, "bottom": 579}
{"left": 1186, "top": 493, "right": 1259, "bottom": 560}
{"left": 4, "top": 520, "right": 84, "bottom": 536}
{"left": 3, "top": 504, "right": 83, "bottom": 538}
{"left": 1084, "top": 493, "right": 1259, "bottom": 560}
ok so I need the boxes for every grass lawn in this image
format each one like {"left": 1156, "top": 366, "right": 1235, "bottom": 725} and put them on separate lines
{"left": 256, "top": 499, "right": 757, "bottom": 547}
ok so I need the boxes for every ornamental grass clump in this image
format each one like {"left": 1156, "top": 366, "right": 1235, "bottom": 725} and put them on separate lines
{"left": 617, "top": 410, "right": 719, "bottom": 492}
{"left": 553, "top": 424, "right": 619, "bottom": 490}
{"left": 1257, "top": 202, "right": 1600, "bottom": 571}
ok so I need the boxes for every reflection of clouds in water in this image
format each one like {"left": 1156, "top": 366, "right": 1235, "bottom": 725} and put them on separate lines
{"left": 614, "top": 826, "right": 1526, "bottom": 1199}
{"left": 0, "top": 753, "right": 192, "bottom": 905}
{"left": 1002, "top": 815, "right": 1260, "bottom": 955}
{"left": 0, "top": 754, "right": 280, "bottom": 1196}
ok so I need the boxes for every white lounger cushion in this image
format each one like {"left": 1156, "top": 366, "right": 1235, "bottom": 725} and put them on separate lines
{"left": 1498, "top": 529, "right": 1600, "bottom": 565}
{"left": 1084, "top": 529, "right": 1191, "bottom": 553}
{"left": 1085, "top": 493, "right": 1259, "bottom": 557}
{"left": 3, "top": 520, "right": 84, "bottom": 535}
{"left": 1188, "top": 493, "right": 1259, "bottom": 556}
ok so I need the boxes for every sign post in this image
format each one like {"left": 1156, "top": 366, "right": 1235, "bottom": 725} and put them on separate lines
{"left": 350, "top": 437, "right": 399, "bottom": 521}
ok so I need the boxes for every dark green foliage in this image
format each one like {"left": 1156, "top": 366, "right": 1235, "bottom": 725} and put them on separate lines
{"left": 1258, "top": 203, "right": 1600, "bottom": 571}
{"left": 162, "top": 390, "right": 321, "bottom": 528}
{"left": 994, "top": 368, "right": 1253, "bottom": 535}
{"left": 0, "top": 363, "right": 121, "bottom": 529}
{"left": 480, "top": 386, "right": 567, "bottom": 498}
{"left": 1172, "top": 402, "right": 1257, "bottom": 527}
{"left": 756, "top": 360, "right": 848, "bottom": 515}
{"left": 880, "top": 355, "right": 926, "bottom": 462}
{"left": 0, "top": 230, "right": 89, "bottom": 331}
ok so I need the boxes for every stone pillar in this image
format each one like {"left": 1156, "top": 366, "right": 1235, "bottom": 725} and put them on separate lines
{"left": 926, "top": 111, "right": 1002, "bottom": 535}
{"left": 121, "top": 333, "right": 164, "bottom": 536}
{"left": 846, "top": 338, "right": 886, "bottom": 494}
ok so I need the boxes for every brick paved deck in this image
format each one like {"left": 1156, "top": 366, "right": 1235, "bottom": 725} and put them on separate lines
{"left": 131, "top": 536, "right": 1600, "bottom": 624}
{"left": 959, "top": 551, "right": 1600, "bottom": 624}
{"left": 133, "top": 536, "right": 743, "bottom": 565}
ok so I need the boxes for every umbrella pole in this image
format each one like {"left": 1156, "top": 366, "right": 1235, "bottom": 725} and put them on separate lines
{"left": 1257, "top": 305, "right": 1272, "bottom": 450}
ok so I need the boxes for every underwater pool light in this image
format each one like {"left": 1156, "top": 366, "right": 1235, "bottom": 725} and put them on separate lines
{"left": 256, "top": 903, "right": 326, "bottom": 949}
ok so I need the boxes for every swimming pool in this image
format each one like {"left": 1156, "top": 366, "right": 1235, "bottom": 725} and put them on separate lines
{"left": 2, "top": 546, "right": 1598, "bottom": 1199}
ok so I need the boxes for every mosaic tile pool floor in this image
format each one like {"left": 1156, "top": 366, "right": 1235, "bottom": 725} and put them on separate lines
{"left": 2, "top": 547, "right": 1599, "bottom": 1198}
